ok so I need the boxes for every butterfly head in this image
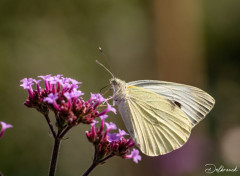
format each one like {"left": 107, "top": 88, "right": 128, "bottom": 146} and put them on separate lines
{"left": 110, "top": 78, "right": 120, "bottom": 86}
{"left": 110, "top": 78, "right": 125, "bottom": 89}
{"left": 110, "top": 78, "right": 127, "bottom": 102}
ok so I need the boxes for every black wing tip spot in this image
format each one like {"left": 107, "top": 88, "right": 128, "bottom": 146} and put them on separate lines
{"left": 168, "top": 100, "right": 182, "bottom": 110}
{"left": 174, "top": 101, "right": 182, "bottom": 108}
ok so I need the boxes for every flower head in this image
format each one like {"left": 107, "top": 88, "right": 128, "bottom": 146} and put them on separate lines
{"left": 86, "top": 117, "right": 140, "bottom": 164}
{"left": 0, "top": 121, "right": 13, "bottom": 139}
{"left": 20, "top": 74, "right": 116, "bottom": 127}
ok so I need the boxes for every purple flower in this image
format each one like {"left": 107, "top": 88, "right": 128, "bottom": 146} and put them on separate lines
{"left": 86, "top": 118, "right": 140, "bottom": 165}
{"left": 43, "top": 93, "right": 59, "bottom": 104}
{"left": 105, "top": 122, "right": 117, "bottom": 130}
{"left": 0, "top": 121, "right": 13, "bottom": 139}
{"left": 68, "top": 78, "right": 81, "bottom": 85}
{"left": 38, "top": 74, "right": 52, "bottom": 80}
{"left": 106, "top": 104, "right": 117, "bottom": 114}
{"left": 95, "top": 94, "right": 105, "bottom": 103}
{"left": 33, "top": 79, "right": 41, "bottom": 85}
{"left": 64, "top": 90, "right": 84, "bottom": 99}
{"left": 125, "top": 149, "right": 141, "bottom": 163}
{"left": 107, "top": 133, "right": 120, "bottom": 142}
{"left": 20, "top": 78, "right": 34, "bottom": 90}
{"left": 59, "top": 77, "right": 81, "bottom": 90}
{"left": 33, "top": 79, "right": 41, "bottom": 91}
{"left": 48, "top": 76, "right": 60, "bottom": 85}
{"left": 99, "top": 115, "right": 108, "bottom": 121}
{"left": 131, "top": 149, "right": 141, "bottom": 163}
{"left": 90, "top": 93, "right": 105, "bottom": 103}
{"left": 21, "top": 74, "right": 116, "bottom": 126}
{"left": 60, "top": 77, "right": 71, "bottom": 88}
{"left": 118, "top": 129, "right": 128, "bottom": 139}
{"left": 63, "top": 92, "right": 72, "bottom": 100}
{"left": 90, "top": 120, "right": 99, "bottom": 127}
{"left": 98, "top": 104, "right": 116, "bottom": 116}
{"left": 72, "top": 89, "right": 84, "bottom": 97}
{"left": 55, "top": 74, "right": 63, "bottom": 79}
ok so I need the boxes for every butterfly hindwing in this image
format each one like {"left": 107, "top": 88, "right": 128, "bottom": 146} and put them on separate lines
{"left": 117, "top": 85, "right": 193, "bottom": 156}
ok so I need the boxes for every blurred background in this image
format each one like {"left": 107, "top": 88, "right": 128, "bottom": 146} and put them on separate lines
{"left": 0, "top": 0, "right": 240, "bottom": 176}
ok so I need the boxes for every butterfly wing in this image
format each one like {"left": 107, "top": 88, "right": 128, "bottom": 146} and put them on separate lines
{"left": 117, "top": 85, "right": 193, "bottom": 156}
{"left": 127, "top": 80, "right": 215, "bottom": 126}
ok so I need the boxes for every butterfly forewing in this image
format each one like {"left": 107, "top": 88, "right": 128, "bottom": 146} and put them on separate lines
{"left": 117, "top": 85, "right": 193, "bottom": 156}
{"left": 127, "top": 80, "right": 215, "bottom": 126}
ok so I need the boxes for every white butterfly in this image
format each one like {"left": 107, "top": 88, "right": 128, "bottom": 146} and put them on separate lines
{"left": 97, "top": 61, "right": 215, "bottom": 156}
{"left": 110, "top": 78, "right": 215, "bottom": 156}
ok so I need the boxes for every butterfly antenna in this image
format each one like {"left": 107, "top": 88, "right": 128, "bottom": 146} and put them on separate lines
{"left": 97, "top": 46, "right": 115, "bottom": 78}
{"left": 96, "top": 60, "right": 115, "bottom": 78}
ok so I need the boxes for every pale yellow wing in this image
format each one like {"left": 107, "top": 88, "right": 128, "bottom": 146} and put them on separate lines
{"left": 127, "top": 80, "right": 215, "bottom": 126}
{"left": 117, "top": 85, "right": 193, "bottom": 156}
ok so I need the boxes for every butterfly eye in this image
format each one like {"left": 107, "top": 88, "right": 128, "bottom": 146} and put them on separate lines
{"left": 111, "top": 80, "right": 118, "bottom": 85}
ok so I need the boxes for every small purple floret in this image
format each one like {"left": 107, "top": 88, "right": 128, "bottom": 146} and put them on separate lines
{"left": 43, "top": 93, "right": 59, "bottom": 104}
{"left": 20, "top": 78, "right": 34, "bottom": 89}
{"left": 107, "top": 133, "right": 120, "bottom": 142}
{"left": 99, "top": 115, "right": 108, "bottom": 121}
{"left": 64, "top": 90, "right": 84, "bottom": 99}
{"left": 0, "top": 121, "right": 13, "bottom": 139}
{"left": 118, "top": 129, "right": 128, "bottom": 139}
{"left": 131, "top": 149, "right": 142, "bottom": 163}
{"left": 38, "top": 74, "right": 52, "bottom": 80}
{"left": 105, "top": 122, "right": 117, "bottom": 131}
{"left": 125, "top": 148, "right": 142, "bottom": 163}
{"left": 90, "top": 120, "right": 99, "bottom": 127}
{"left": 106, "top": 103, "right": 117, "bottom": 114}
{"left": 68, "top": 78, "right": 82, "bottom": 85}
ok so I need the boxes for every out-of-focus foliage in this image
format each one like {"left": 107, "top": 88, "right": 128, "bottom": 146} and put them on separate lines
{"left": 0, "top": 0, "right": 239, "bottom": 176}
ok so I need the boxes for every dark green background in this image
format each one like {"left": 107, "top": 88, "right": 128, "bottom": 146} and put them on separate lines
{"left": 0, "top": 0, "right": 240, "bottom": 176}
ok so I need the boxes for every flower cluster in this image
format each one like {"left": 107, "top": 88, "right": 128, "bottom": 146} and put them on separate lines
{"left": 21, "top": 74, "right": 141, "bottom": 176}
{"left": 86, "top": 116, "right": 141, "bottom": 164}
{"left": 20, "top": 75, "right": 116, "bottom": 127}
{"left": 0, "top": 121, "right": 12, "bottom": 139}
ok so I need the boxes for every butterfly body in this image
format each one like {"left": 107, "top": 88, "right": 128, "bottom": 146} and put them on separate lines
{"left": 110, "top": 78, "right": 215, "bottom": 156}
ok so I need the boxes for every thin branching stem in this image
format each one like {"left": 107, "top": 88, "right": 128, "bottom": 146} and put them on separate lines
{"left": 82, "top": 161, "right": 98, "bottom": 176}
{"left": 82, "top": 150, "right": 114, "bottom": 176}
{"left": 98, "top": 154, "right": 114, "bottom": 163}
{"left": 59, "top": 126, "right": 72, "bottom": 139}
{"left": 44, "top": 114, "right": 57, "bottom": 138}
